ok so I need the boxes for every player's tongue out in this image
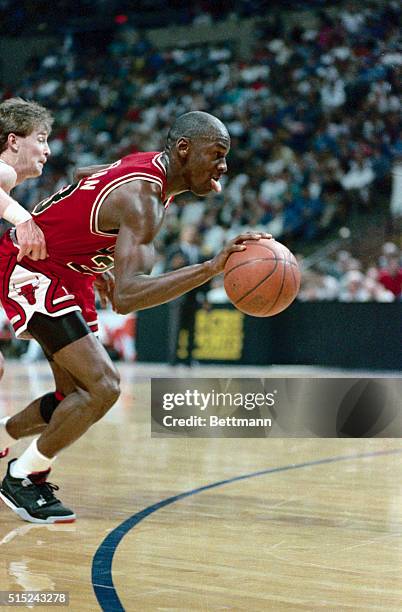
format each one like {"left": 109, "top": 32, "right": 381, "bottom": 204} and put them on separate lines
{"left": 211, "top": 178, "right": 221, "bottom": 193}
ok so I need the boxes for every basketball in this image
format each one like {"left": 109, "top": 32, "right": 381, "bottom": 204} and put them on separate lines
{"left": 223, "top": 238, "right": 301, "bottom": 317}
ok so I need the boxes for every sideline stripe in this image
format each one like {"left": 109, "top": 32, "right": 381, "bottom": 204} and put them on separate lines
{"left": 92, "top": 448, "right": 402, "bottom": 611}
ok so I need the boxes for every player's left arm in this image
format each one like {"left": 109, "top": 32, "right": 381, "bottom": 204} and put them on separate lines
{"left": 111, "top": 182, "right": 268, "bottom": 314}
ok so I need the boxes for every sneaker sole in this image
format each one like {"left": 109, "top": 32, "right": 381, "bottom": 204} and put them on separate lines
{"left": 0, "top": 490, "right": 76, "bottom": 524}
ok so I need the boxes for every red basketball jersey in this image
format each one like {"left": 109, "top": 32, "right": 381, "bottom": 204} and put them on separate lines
{"left": 31, "top": 151, "right": 171, "bottom": 276}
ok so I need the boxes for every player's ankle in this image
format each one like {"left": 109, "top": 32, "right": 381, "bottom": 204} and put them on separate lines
{"left": 10, "top": 438, "right": 55, "bottom": 479}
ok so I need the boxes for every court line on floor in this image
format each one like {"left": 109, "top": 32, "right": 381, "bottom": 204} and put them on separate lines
{"left": 92, "top": 447, "right": 402, "bottom": 611}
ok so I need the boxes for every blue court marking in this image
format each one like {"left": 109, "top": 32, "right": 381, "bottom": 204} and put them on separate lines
{"left": 92, "top": 447, "right": 402, "bottom": 611}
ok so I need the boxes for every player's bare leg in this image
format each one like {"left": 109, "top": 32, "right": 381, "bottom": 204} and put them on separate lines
{"left": 0, "top": 315, "right": 120, "bottom": 523}
{"left": 4, "top": 334, "right": 119, "bottom": 457}
{"left": 5, "top": 361, "right": 77, "bottom": 441}
{"left": 35, "top": 334, "right": 120, "bottom": 457}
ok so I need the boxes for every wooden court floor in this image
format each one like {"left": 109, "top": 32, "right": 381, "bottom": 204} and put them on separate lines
{"left": 0, "top": 360, "right": 401, "bottom": 611}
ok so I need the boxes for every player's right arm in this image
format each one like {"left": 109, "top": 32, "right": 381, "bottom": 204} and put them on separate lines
{"left": 0, "top": 163, "right": 47, "bottom": 261}
{"left": 111, "top": 181, "right": 266, "bottom": 314}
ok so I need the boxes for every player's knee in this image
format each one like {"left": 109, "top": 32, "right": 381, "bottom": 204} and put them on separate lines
{"left": 89, "top": 366, "right": 120, "bottom": 419}
{"left": 99, "top": 370, "right": 121, "bottom": 409}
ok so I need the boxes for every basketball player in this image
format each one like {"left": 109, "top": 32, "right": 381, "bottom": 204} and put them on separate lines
{"left": 0, "top": 111, "right": 270, "bottom": 523}
{"left": 0, "top": 98, "right": 52, "bottom": 380}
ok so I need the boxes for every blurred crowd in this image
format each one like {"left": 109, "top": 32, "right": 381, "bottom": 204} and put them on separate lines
{"left": 297, "top": 240, "right": 402, "bottom": 302}
{"left": 1, "top": 1, "right": 401, "bottom": 286}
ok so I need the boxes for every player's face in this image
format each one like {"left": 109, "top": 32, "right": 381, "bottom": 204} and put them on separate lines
{"left": 187, "top": 137, "right": 230, "bottom": 196}
{"left": 16, "top": 128, "right": 51, "bottom": 178}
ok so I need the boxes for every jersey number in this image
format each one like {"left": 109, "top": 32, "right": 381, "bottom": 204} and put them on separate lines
{"left": 67, "top": 247, "right": 115, "bottom": 275}
{"left": 32, "top": 183, "right": 78, "bottom": 215}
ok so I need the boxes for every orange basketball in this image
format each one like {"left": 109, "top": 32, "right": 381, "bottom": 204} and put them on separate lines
{"left": 223, "top": 238, "right": 301, "bottom": 317}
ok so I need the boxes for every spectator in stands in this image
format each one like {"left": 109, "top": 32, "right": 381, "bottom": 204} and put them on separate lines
{"left": 378, "top": 255, "right": 402, "bottom": 299}
{"left": 364, "top": 277, "right": 394, "bottom": 302}
{"left": 298, "top": 268, "right": 339, "bottom": 302}
{"left": 339, "top": 270, "right": 370, "bottom": 302}
{"left": 378, "top": 241, "right": 400, "bottom": 268}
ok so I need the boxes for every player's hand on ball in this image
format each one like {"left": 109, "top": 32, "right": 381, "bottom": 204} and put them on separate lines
{"left": 209, "top": 232, "right": 272, "bottom": 274}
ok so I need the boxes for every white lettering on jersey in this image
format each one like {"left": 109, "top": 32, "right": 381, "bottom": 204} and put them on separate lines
{"left": 79, "top": 159, "right": 122, "bottom": 191}
{"left": 80, "top": 179, "right": 100, "bottom": 190}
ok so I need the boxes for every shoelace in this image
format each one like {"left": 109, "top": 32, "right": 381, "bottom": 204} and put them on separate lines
{"left": 28, "top": 471, "right": 60, "bottom": 504}
{"left": 35, "top": 482, "right": 60, "bottom": 504}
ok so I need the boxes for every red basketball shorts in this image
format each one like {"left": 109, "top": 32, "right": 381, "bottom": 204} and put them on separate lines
{"left": 0, "top": 235, "right": 98, "bottom": 339}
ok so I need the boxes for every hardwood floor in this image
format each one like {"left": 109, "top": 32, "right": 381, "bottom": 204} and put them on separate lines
{"left": 0, "top": 361, "right": 401, "bottom": 611}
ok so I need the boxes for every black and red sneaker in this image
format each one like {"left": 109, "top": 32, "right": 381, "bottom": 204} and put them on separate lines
{"left": 0, "top": 459, "right": 75, "bottom": 524}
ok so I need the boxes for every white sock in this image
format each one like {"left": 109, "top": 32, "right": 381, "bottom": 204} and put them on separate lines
{"left": 0, "top": 416, "right": 18, "bottom": 450}
{"left": 11, "top": 439, "right": 56, "bottom": 479}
